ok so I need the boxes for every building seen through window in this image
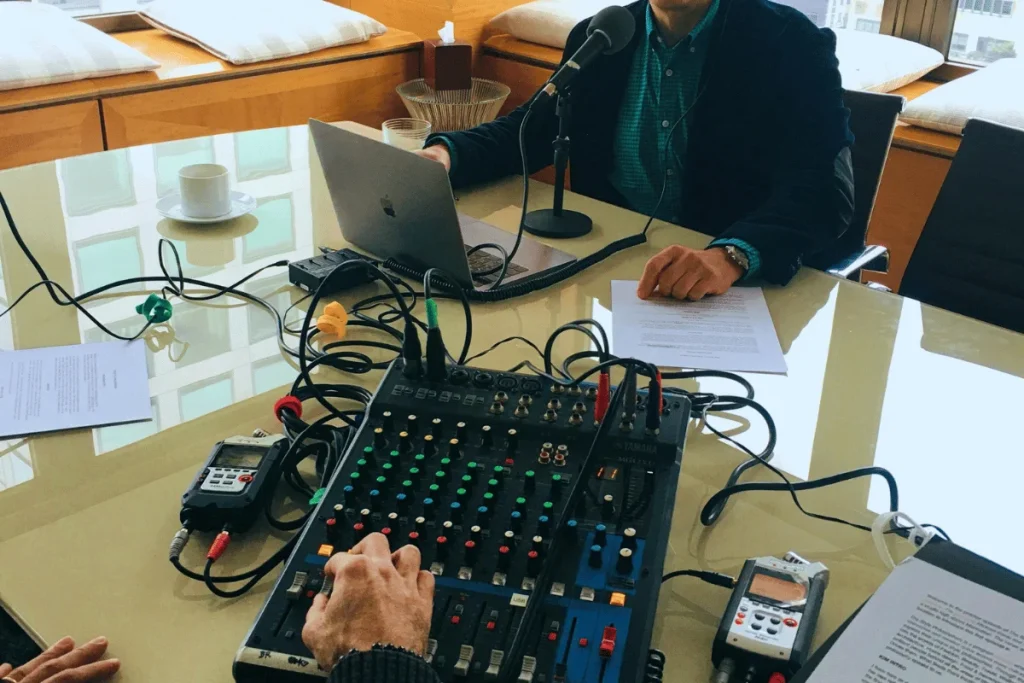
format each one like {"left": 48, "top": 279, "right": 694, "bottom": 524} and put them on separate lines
{"left": 952, "top": 0, "right": 1020, "bottom": 64}
{"left": 773, "top": 0, "right": 884, "bottom": 31}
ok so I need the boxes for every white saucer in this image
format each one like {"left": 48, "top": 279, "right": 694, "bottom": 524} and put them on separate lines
{"left": 156, "top": 191, "right": 257, "bottom": 224}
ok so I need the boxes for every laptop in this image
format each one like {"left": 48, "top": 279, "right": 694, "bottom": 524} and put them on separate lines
{"left": 309, "top": 119, "right": 576, "bottom": 289}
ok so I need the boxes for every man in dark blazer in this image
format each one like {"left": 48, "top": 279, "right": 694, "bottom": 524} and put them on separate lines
{"left": 419, "top": 0, "right": 855, "bottom": 301}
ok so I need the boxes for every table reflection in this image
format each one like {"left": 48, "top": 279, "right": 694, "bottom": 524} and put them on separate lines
{"left": 0, "top": 127, "right": 317, "bottom": 495}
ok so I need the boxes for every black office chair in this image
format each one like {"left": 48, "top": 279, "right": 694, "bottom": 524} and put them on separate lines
{"left": 899, "top": 118, "right": 1024, "bottom": 334}
{"left": 812, "top": 89, "right": 906, "bottom": 280}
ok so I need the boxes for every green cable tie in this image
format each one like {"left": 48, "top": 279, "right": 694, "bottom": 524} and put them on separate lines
{"left": 309, "top": 488, "right": 327, "bottom": 505}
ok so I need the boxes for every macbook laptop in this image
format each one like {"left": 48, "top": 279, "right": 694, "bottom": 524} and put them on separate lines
{"left": 309, "top": 119, "right": 576, "bottom": 289}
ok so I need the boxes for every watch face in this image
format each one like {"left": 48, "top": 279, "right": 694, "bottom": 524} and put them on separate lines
{"left": 727, "top": 246, "right": 750, "bottom": 270}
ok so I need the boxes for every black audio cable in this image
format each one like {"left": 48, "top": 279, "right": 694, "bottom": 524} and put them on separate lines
{"left": 661, "top": 569, "right": 736, "bottom": 588}
{"left": 644, "top": 649, "right": 667, "bottom": 683}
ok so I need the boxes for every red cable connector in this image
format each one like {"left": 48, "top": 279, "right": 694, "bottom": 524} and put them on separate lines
{"left": 655, "top": 370, "right": 664, "bottom": 414}
{"left": 274, "top": 395, "right": 302, "bottom": 421}
{"left": 594, "top": 372, "right": 611, "bottom": 423}
{"left": 599, "top": 625, "right": 617, "bottom": 658}
{"left": 207, "top": 531, "right": 231, "bottom": 561}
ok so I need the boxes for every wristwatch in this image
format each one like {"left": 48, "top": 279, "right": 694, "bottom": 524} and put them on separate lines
{"left": 720, "top": 244, "right": 750, "bottom": 273}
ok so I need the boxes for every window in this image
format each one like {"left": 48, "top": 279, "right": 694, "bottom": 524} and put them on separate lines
{"left": 950, "top": 31, "right": 971, "bottom": 56}
{"left": 775, "top": 0, "right": 884, "bottom": 31}
{"left": 950, "top": 0, "right": 1019, "bottom": 65}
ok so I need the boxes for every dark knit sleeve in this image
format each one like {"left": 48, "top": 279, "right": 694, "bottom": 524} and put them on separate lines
{"left": 328, "top": 646, "right": 441, "bottom": 683}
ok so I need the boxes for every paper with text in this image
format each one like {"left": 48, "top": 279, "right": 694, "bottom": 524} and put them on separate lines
{"left": 0, "top": 341, "right": 152, "bottom": 438}
{"left": 610, "top": 281, "right": 787, "bottom": 373}
{"left": 807, "top": 557, "right": 1024, "bottom": 682}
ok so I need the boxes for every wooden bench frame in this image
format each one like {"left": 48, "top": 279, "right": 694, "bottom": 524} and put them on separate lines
{"left": 0, "top": 29, "right": 423, "bottom": 171}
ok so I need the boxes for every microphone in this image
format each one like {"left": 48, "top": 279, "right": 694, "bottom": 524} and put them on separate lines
{"left": 531, "top": 5, "right": 635, "bottom": 107}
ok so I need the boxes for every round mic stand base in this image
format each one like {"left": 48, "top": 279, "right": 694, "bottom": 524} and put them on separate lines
{"left": 522, "top": 92, "right": 593, "bottom": 239}
{"left": 523, "top": 208, "right": 593, "bottom": 238}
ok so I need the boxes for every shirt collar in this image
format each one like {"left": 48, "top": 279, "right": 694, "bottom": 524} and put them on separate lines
{"left": 646, "top": 0, "right": 720, "bottom": 49}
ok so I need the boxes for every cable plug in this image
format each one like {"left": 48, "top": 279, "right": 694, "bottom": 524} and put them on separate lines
{"left": 621, "top": 369, "right": 638, "bottom": 428}
{"left": 169, "top": 527, "right": 191, "bottom": 562}
{"left": 645, "top": 373, "right": 662, "bottom": 434}
{"left": 402, "top": 319, "right": 423, "bottom": 378}
{"left": 594, "top": 372, "right": 611, "bottom": 424}
{"left": 424, "top": 299, "right": 447, "bottom": 382}
{"left": 712, "top": 658, "right": 736, "bottom": 683}
{"left": 207, "top": 530, "right": 231, "bottom": 561}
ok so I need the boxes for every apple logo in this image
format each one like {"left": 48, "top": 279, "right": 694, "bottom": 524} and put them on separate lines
{"left": 380, "top": 195, "right": 396, "bottom": 218}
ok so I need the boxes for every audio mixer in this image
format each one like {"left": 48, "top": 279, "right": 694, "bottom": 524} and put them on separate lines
{"left": 234, "top": 360, "right": 692, "bottom": 683}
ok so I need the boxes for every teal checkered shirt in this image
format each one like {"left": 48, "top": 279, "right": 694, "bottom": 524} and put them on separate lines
{"left": 608, "top": 2, "right": 761, "bottom": 278}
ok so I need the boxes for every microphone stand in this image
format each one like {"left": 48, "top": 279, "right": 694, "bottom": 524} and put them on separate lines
{"left": 523, "top": 92, "right": 593, "bottom": 239}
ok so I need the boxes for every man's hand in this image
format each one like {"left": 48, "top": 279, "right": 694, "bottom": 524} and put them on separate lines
{"left": 414, "top": 144, "right": 451, "bottom": 172}
{"left": 0, "top": 636, "right": 119, "bottom": 683}
{"left": 637, "top": 245, "right": 744, "bottom": 300}
{"left": 302, "top": 533, "right": 434, "bottom": 670}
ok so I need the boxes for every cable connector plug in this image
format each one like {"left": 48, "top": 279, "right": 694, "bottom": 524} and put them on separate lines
{"left": 424, "top": 299, "right": 447, "bottom": 382}
{"left": 169, "top": 527, "right": 191, "bottom": 562}
{"left": 401, "top": 319, "right": 423, "bottom": 378}
{"left": 594, "top": 371, "right": 611, "bottom": 424}
{"left": 712, "top": 658, "right": 736, "bottom": 683}
{"left": 645, "top": 372, "right": 662, "bottom": 434}
{"left": 207, "top": 531, "right": 231, "bottom": 561}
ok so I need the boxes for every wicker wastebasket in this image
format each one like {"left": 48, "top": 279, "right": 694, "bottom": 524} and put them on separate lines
{"left": 397, "top": 78, "right": 511, "bottom": 133}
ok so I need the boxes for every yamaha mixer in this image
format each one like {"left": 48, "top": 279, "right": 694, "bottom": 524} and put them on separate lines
{"left": 234, "top": 360, "right": 691, "bottom": 683}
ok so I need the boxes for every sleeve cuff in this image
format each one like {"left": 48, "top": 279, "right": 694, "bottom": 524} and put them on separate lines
{"left": 708, "top": 238, "right": 762, "bottom": 281}
{"left": 425, "top": 135, "right": 458, "bottom": 178}
{"left": 329, "top": 646, "right": 438, "bottom": 683}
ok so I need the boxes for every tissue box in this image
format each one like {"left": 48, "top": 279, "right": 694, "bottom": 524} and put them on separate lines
{"left": 424, "top": 39, "right": 472, "bottom": 91}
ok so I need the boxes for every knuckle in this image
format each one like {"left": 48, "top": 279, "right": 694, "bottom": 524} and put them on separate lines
{"left": 400, "top": 544, "right": 422, "bottom": 565}
{"left": 344, "top": 555, "right": 372, "bottom": 577}
{"left": 37, "top": 661, "right": 63, "bottom": 679}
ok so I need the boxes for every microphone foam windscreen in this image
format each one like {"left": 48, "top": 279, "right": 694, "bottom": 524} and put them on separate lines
{"left": 586, "top": 5, "right": 636, "bottom": 55}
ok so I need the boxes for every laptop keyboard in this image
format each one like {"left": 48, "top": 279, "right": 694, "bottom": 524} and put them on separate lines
{"left": 465, "top": 245, "right": 528, "bottom": 283}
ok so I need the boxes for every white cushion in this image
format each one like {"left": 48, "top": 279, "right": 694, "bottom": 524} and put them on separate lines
{"left": 834, "top": 30, "right": 943, "bottom": 93}
{"left": 141, "top": 0, "right": 387, "bottom": 66}
{"left": 0, "top": 3, "right": 158, "bottom": 92}
{"left": 901, "top": 58, "right": 1024, "bottom": 134}
{"left": 490, "top": 0, "right": 629, "bottom": 50}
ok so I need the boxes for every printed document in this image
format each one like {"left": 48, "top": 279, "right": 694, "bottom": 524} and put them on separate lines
{"left": 807, "top": 557, "right": 1024, "bottom": 682}
{"left": 0, "top": 341, "right": 151, "bottom": 438}
{"left": 610, "top": 280, "right": 787, "bottom": 373}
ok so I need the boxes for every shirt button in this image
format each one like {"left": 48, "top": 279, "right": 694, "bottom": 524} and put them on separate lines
{"left": 690, "top": 46, "right": 696, "bottom": 53}
{"left": 666, "top": 168, "right": 674, "bottom": 176}
{"left": 665, "top": 68, "right": 674, "bottom": 77}
{"left": 662, "top": 120, "right": 670, "bottom": 128}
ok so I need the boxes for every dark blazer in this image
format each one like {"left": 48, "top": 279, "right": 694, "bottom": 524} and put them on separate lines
{"left": 435, "top": 0, "right": 855, "bottom": 285}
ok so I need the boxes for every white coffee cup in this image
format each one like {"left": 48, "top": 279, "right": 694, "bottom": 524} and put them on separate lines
{"left": 178, "top": 164, "right": 231, "bottom": 219}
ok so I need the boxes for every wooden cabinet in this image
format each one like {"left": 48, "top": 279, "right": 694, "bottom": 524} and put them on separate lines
{"left": 103, "top": 51, "right": 419, "bottom": 149}
{"left": 0, "top": 102, "right": 104, "bottom": 171}
{"left": 0, "top": 29, "right": 422, "bottom": 169}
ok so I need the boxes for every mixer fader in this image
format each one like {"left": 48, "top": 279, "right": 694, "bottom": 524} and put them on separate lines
{"left": 235, "top": 360, "right": 691, "bottom": 683}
